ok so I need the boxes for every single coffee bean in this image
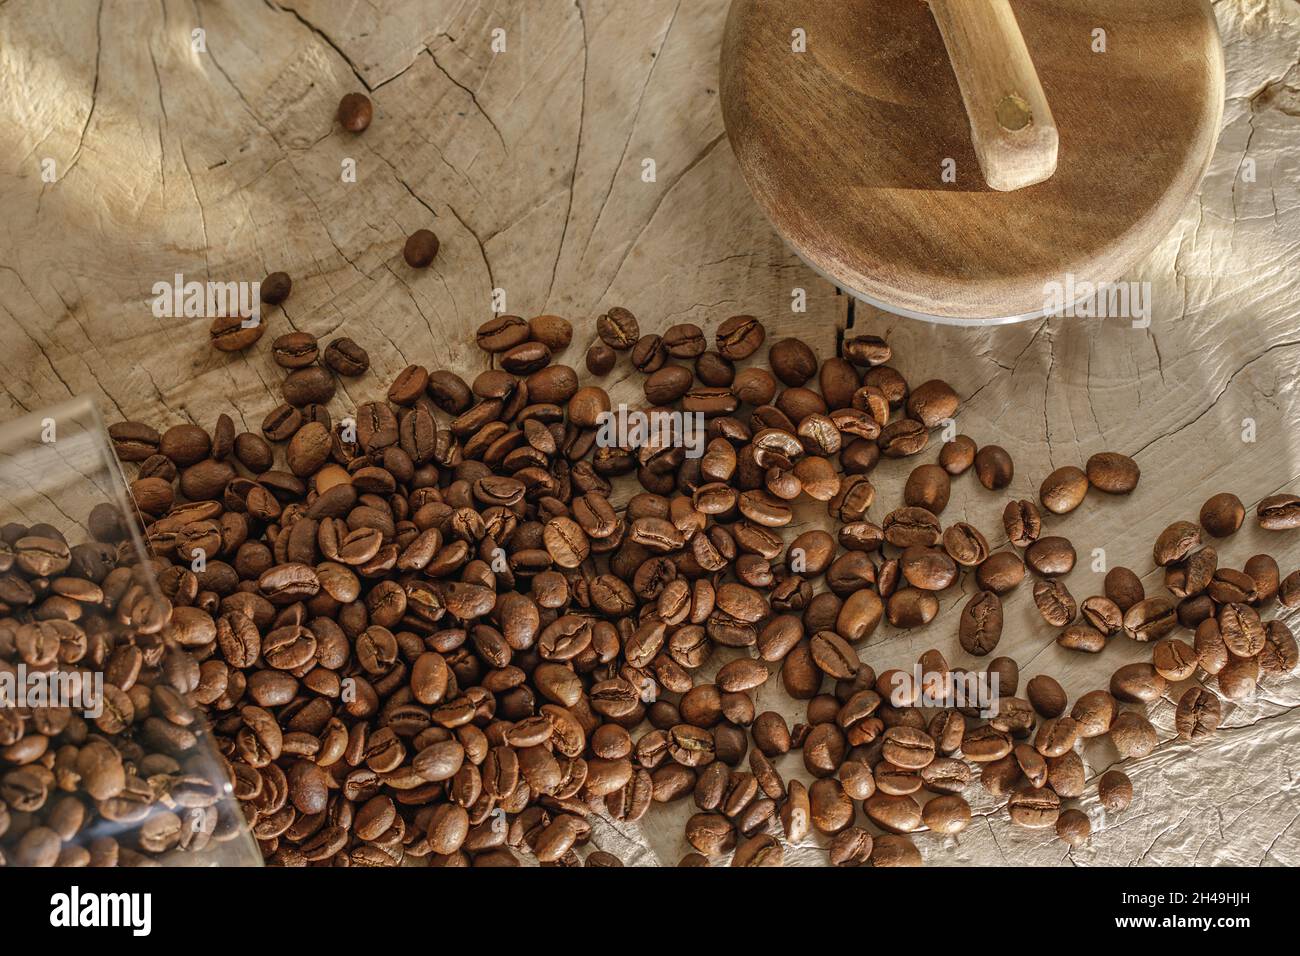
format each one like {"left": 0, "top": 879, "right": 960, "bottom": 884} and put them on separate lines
{"left": 904, "top": 464, "right": 950, "bottom": 514}
{"left": 338, "top": 92, "right": 373, "bottom": 131}
{"left": 1199, "top": 492, "right": 1245, "bottom": 537}
{"left": 1085, "top": 452, "right": 1139, "bottom": 494}
{"left": 1218, "top": 655, "right": 1260, "bottom": 699}
{"left": 1259, "top": 493, "right": 1300, "bottom": 530}
{"left": 528, "top": 314, "right": 573, "bottom": 351}
{"left": 769, "top": 338, "right": 818, "bottom": 387}
{"left": 842, "top": 334, "right": 891, "bottom": 367}
{"left": 1153, "top": 638, "right": 1198, "bottom": 682}
{"left": 1002, "top": 499, "right": 1041, "bottom": 548}
{"left": 1007, "top": 786, "right": 1059, "bottom": 829}
{"left": 1057, "top": 624, "right": 1105, "bottom": 653}
{"left": 1110, "top": 662, "right": 1168, "bottom": 703}
{"left": 1104, "top": 566, "right": 1145, "bottom": 611}
{"left": 1218, "top": 602, "right": 1265, "bottom": 657}
{"left": 922, "top": 795, "right": 971, "bottom": 835}
{"left": 1175, "top": 686, "right": 1221, "bottom": 741}
{"left": 1024, "top": 537, "right": 1075, "bottom": 577}
{"left": 403, "top": 229, "right": 440, "bottom": 268}
{"left": 1071, "top": 690, "right": 1116, "bottom": 738}
{"left": 209, "top": 313, "right": 265, "bottom": 352}
{"left": 1039, "top": 466, "right": 1088, "bottom": 515}
{"left": 1032, "top": 579, "right": 1076, "bottom": 627}
{"left": 1153, "top": 520, "right": 1200, "bottom": 566}
{"left": 958, "top": 591, "right": 1002, "bottom": 656}
{"left": 282, "top": 366, "right": 335, "bottom": 406}
{"left": 1110, "top": 711, "right": 1158, "bottom": 759}
{"left": 976, "top": 552, "right": 1025, "bottom": 594}
{"left": 323, "top": 337, "right": 370, "bottom": 376}
{"left": 1098, "top": 769, "right": 1134, "bottom": 812}
{"left": 905, "top": 380, "right": 958, "bottom": 429}
{"left": 586, "top": 344, "right": 616, "bottom": 376}
{"left": 271, "top": 332, "right": 318, "bottom": 369}
{"left": 597, "top": 307, "right": 640, "bottom": 350}
{"left": 1026, "top": 675, "right": 1067, "bottom": 718}
{"left": 1056, "top": 808, "right": 1091, "bottom": 847}
{"left": 938, "top": 435, "right": 977, "bottom": 475}
{"left": 716, "top": 314, "right": 765, "bottom": 360}
{"left": 1122, "top": 596, "right": 1176, "bottom": 642}
{"left": 1259, "top": 620, "right": 1299, "bottom": 676}
{"left": 974, "top": 445, "right": 1013, "bottom": 490}
{"left": 1080, "top": 595, "right": 1123, "bottom": 635}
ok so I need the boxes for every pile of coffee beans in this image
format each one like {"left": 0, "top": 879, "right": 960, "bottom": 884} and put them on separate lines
{"left": 5, "top": 303, "right": 1297, "bottom": 868}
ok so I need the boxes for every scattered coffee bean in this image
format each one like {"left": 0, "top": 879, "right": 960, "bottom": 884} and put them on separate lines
{"left": 337, "top": 92, "right": 373, "bottom": 132}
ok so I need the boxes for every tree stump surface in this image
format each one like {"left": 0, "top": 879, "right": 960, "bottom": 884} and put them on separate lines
{"left": 1, "top": 0, "right": 1297, "bottom": 866}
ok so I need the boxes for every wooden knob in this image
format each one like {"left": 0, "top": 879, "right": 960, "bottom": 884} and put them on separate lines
{"left": 927, "top": 0, "right": 1059, "bottom": 191}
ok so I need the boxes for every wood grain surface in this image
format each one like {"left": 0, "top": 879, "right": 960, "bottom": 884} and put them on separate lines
{"left": 721, "top": 0, "right": 1225, "bottom": 320}
{"left": 0, "top": 0, "right": 1297, "bottom": 867}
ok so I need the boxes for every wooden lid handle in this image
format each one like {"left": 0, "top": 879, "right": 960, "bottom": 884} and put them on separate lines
{"left": 927, "top": 0, "right": 1059, "bottom": 191}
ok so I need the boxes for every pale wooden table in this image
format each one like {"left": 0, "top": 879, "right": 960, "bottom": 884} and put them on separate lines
{"left": 1, "top": 0, "right": 1297, "bottom": 866}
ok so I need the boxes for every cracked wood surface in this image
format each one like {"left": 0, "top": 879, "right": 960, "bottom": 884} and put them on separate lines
{"left": 0, "top": 0, "right": 1297, "bottom": 866}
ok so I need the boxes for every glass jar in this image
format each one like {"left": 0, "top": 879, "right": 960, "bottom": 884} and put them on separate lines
{"left": 0, "top": 396, "right": 259, "bottom": 866}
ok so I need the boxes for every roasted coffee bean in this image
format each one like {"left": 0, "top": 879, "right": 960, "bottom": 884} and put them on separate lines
{"left": 597, "top": 307, "right": 640, "bottom": 349}
{"left": 1026, "top": 675, "right": 1067, "bottom": 718}
{"left": 403, "top": 229, "right": 440, "bottom": 268}
{"left": 1153, "top": 520, "right": 1201, "bottom": 566}
{"left": 1200, "top": 492, "right": 1245, "bottom": 537}
{"left": 1024, "top": 537, "right": 1075, "bottom": 577}
{"left": 769, "top": 338, "right": 818, "bottom": 386}
{"left": 904, "top": 464, "right": 950, "bottom": 514}
{"left": 1104, "top": 566, "right": 1144, "bottom": 612}
{"left": 1085, "top": 452, "right": 1139, "bottom": 494}
{"left": 938, "top": 435, "right": 977, "bottom": 475}
{"left": 1110, "top": 663, "right": 1168, "bottom": 703}
{"left": 271, "top": 332, "right": 318, "bottom": 369}
{"left": 1175, "top": 686, "right": 1221, "bottom": 741}
{"left": 1071, "top": 690, "right": 1116, "bottom": 738}
{"left": 1123, "top": 597, "right": 1176, "bottom": 643}
{"left": 1033, "top": 579, "right": 1076, "bottom": 627}
{"left": 1098, "top": 770, "right": 1133, "bottom": 812}
{"left": 209, "top": 314, "right": 265, "bottom": 352}
{"left": 1260, "top": 621, "right": 1299, "bottom": 676}
{"left": 1057, "top": 624, "right": 1105, "bottom": 653}
{"left": 586, "top": 343, "right": 616, "bottom": 376}
{"left": 716, "top": 314, "right": 765, "bottom": 360}
{"left": 1110, "top": 711, "right": 1158, "bottom": 759}
{"left": 906, "top": 380, "right": 958, "bottom": 429}
{"left": 973, "top": 445, "right": 1013, "bottom": 490}
{"left": 958, "top": 591, "right": 1002, "bottom": 656}
{"left": 1002, "top": 499, "right": 1041, "bottom": 548}
{"left": 1258, "top": 493, "right": 1300, "bottom": 530}
{"left": 1153, "top": 639, "right": 1198, "bottom": 682}
{"left": 282, "top": 366, "right": 335, "bottom": 406}
{"left": 1218, "top": 602, "right": 1265, "bottom": 657}
{"left": 338, "top": 91, "right": 373, "bottom": 131}
{"left": 842, "top": 334, "right": 890, "bottom": 367}
{"left": 942, "top": 523, "right": 989, "bottom": 567}
{"left": 1007, "top": 787, "right": 1059, "bottom": 829}
{"left": 976, "top": 552, "right": 1024, "bottom": 594}
{"left": 1039, "top": 466, "right": 1088, "bottom": 514}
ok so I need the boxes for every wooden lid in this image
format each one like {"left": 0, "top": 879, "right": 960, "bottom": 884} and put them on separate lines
{"left": 721, "top": 0, "right": 1224, "bottom": 323}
